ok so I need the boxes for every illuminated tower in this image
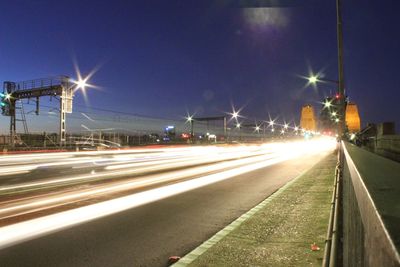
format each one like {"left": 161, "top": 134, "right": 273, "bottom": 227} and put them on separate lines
{"left": 300, "top": 104, "right": 317, "bottom": 131}
{"left": 345, "top": 102, "right": 361, "bottom": 133}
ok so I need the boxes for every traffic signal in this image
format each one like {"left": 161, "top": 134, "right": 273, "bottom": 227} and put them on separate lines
{"left": 1, "top": 92, "right": 11, "bottom": 115}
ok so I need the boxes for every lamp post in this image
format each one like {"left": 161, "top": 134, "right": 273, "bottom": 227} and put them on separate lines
{"left": 236, "top": 123, "right": 241, "bottom": 141}
{"left": 305, "top": 0, "right": 346, "bottom": 139}
{"left": 336, "top": 0, "right": 346, "bottom": 138}
{"left": 308, "top": 76, "right": 339, "bottom": 86}
{"left": 186, "top": 115, "right": 194, "bottom": 143}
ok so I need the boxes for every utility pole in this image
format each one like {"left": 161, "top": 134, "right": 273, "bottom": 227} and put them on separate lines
{"left": 336, "top": 0, "right": 346, "bottom": 138}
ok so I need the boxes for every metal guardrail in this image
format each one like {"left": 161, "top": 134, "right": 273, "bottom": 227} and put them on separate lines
{"left": 323, "top": 143, "right": 342, "bottom": 267}
{"left": 341, "top": 141, "right": 400, "bottom": 267}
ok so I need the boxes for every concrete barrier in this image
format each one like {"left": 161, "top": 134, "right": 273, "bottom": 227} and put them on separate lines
{"left": 341, "top": 142, "right": 400, "bottom": 267}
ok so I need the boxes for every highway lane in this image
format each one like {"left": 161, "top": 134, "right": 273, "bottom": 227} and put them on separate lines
{"left": 0, "top": 141, "right": 316, "bottom": 223}
{"left": 0, "top": 144, "right": 285, "bottom": 225}
{"left": 0, "top": 138, "right": 336, "bottom": 266}
{"left": 0, "top": 145, "right": 271, "bottom": 192}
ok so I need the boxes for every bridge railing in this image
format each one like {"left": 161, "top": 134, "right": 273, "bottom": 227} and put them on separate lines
{"left": 341, "top": 141, "right": 400, "bottom": 266}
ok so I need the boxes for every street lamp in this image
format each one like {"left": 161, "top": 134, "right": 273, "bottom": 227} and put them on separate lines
{"left": 74, "top": 78, "right": 88, "bottom": 90}
{"left": 235, "top": 123, "right": 242, "bottom": 141}
{"left": 324, "top": 99, "right": 332, "bottom": 109}
{"left": 232, "top": 111, "right": 239, "bottom": 119}
{"left": 186, "top": 115, "right": 193, "bottom": 122}
{"left": 186, "top": 115, "right": 194, "bottom": 141}
{"left": 268, "top": 120, "right": 274, "bottom": 127}
{"left": 228, "top": 105, "right": 244, "bottom": 123}
{"left": 308, "top": 75, "right": 318, "bottom": 84}
{"left": 308, "top": 74, "right": 339, "bottom": 86}
{"left": 308, "top": 0, "right": 346, "bottom": 139}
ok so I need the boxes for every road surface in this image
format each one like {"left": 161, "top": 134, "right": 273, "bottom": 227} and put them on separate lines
{"left": 0, "top": 138, "right": 335, "bottom": 266}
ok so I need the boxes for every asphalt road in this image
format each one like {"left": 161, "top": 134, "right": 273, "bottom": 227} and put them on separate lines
{"left": 0, "top": 140, "right": 335, "bottom": 266}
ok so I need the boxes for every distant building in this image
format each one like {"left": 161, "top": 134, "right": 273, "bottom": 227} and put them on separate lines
{"left": 345, "top": 102, "right": 361, "bottom": 133}
{"left": 300, "top": 104, "right": 317, "bottom": 131}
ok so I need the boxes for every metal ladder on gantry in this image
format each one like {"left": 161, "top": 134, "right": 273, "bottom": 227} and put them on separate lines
{"left": 2, "top": 76, "right": 74, "bottom": 147}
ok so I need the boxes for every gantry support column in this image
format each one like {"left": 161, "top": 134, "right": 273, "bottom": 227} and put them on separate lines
{"left": 59, "top": 90, "right": 66, "bottom": 146}
{"left": 59, "top": 77, "right": 74, "bottom": 147}
{"left": 9, "top": 101, "right": 16, "bottom": 148}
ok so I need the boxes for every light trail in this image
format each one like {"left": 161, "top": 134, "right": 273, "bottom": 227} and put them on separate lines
{"left": 0, "top": 148, "right": 268, "bottom": 193}
{"left": 0, "top": 152, "right": 278, "bottom": 218}
{"left": 0, "top": 138, "right": 336, "bottom": 250}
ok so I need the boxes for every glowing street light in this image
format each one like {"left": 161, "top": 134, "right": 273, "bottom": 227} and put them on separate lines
{"left": 294, "top": 126, "right": 299, "bottom": 131}
{"left": 268, "top": 120, "right": 274, "bottom": 127}
{"left": 307, "top": 74, "right": 339, "bottom": 85}
{"left": 228, "top": 104, "right": 244, "bottom": 122}
{"left": 185, "top": 114, "right": 194, "bottom": 141}
{"left": 284, "top": 123, "right": 288, "bottom": 129}
{"left": 324, "top": 100, "right": 332, "bottom": 109}
{"left": 331, "top": 111, "right": 337, "bottom": 117}
{"left": 74, "top": 78, "right": 88, "bottom": 90}
{"left": 70, "top": 60, "right": 101, "bottom": 104}
{"left": 308, "top": 75, "right": 319, "bottom": 84}
{"left": 236, "top": 123, "right": 241, "bottom": 128}
{"left": 186, "top": 115, "right": 193, "bottom": 122}
{"left": 280, "top": 129, "right": 285, "bottom": 134}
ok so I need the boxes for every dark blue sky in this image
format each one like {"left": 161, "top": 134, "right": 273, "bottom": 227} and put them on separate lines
{"left": 1, "top": 0, "right": 399, "bottom": 132}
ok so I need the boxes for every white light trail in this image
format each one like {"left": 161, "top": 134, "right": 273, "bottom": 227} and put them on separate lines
{"left": 0, "top": 147, "right": 268, "bottom": 192}
{"left": 0, "top": 138, "right": 336, "bottom": 250}
{"left": 0, "top": 152, "right": 278, "bottom": 218}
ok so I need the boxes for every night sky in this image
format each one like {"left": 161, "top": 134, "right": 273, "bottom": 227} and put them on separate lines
{"left": 1, "top": 1, "right": 399, "bottom": 133}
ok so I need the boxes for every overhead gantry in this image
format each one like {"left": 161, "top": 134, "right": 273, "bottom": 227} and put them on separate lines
{"left": 2, "top": 76, "right": 74, "bottom": 147}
